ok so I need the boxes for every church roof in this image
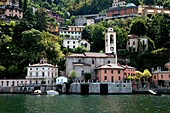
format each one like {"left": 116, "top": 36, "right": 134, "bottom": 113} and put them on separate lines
{"left": 67, "top": 52, "right": 115, "bottom": 58}
{"left": 97, "top": 64, "right": 124, "bottom": 69}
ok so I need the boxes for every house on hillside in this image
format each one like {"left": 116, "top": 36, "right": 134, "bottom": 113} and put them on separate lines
{"left": 63, "top": 38, "right": 90, "bottom": 50}
{"left": 59, "top": 26, "right": 84, "bottom": 39}
{"left": 126, "top": 34, "right": 148, "bottom": 52}
{"left": 105, "top": 1, "right": 139, "bottom": 20}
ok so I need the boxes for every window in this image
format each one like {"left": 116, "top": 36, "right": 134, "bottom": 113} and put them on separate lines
{"left": 73, "top": 41, "right": 75, "bottom": 44}
{"left": 81, "top": 70, "right": 84, "bottom": 76}
{"left": 119, "top": 76, "right": 121, "bottom": 80}
{"left": 42, "top": 68, "right": 44, "bottom": 70}
{"left": 104, "top": 76, "right": 107, "bottom": 80}
{"left": 42, "top": 72, "right": 44, "bottom": 77}
{"left": 123, "top": 85, "right": 125, "bottom": 87}
{"left": 36, "top": 68, "right": 38, "bottom": 70}
{"left": 105, "top": 70, "right": 107, "bottom": 74}
{"left": 110, "top": 35, "right": 114, "bottom": 44}
{"left": 108, "top": 60, "right": 110, "bottom": 64}
{"left": 7, "top": 81, "right": 9, "bottom": 86}
{"left": 1, "top": 81, "right": 3, "bottom": 86}
{"left": 78, "top": 59, "right": 81, "bottom": 62}
{"left": 111, "top": 70, "right": 113, "bottom": 74}
{"left": 92, "top": 60, "right": 94, "bottom": 64}
{"left": 73, "top": 46, "right": 75, "bottom": 48}
{"left": 161, "top": 75, "right": 163, "bottom": 79}
{"left": 118, "top": 70, "right": 120, "bottom": 74}
{"left": 30, "top": 72, "right": 32, "bottom": 77}
{"left": 36, "top": 72, "right": 38, "bottom": 77}
{"left": 30, "top": 68, "right": 32, "bottom": 70}
{"left": 133, "top": 41, "right": 135, "bottom": 45}
{"left": 111, "top": 76, "right": 114, "bottom": 82}
{"left": 154, "top": 76, "right": 156, "bottom": 79}
{"left": 67, "top": 41, "right": 69, "bottom": 44}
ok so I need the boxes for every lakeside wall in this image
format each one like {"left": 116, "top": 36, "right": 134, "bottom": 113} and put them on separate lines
{"left": 69, "top": 82, "right": 132, "bottom": 94}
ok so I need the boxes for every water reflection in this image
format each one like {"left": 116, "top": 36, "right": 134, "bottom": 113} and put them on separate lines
{"left": 0, "top": 94, "right": 169, "bottom": 113}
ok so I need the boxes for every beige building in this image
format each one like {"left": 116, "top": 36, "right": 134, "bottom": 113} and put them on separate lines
{"left": 66, "top": 28, "right": 117, "bottom": 80}
{"left": 59, "top": 26, "right": 84, "bottom": 39}
{"left": 138, "top": 5, "right": 170, "bottom": 16}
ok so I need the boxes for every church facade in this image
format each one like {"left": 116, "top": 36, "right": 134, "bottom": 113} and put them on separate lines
{"left": 66, "top": 28, "right": 117, "bottom": 80}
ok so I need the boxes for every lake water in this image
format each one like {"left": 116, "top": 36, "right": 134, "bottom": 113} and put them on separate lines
{"left": 0, "top": 94, "right": 170, "bottom": 113}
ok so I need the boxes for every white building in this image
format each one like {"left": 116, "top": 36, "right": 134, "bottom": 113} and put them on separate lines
{"left": 66, "top": 28, "right": 117, "bottom": 80}
{"left": 26, "top": 58, "right": 58, "bottom": 85}
{"left": 56, "top": 76, "right": 68, "bottom": 84}
{"left": 126, "top": 34, "right": 148, "bottom": 52}
{"left": 112, "top": 0, "right": 126, "bottom": 8}
{"left": 59, "top": 26, "right": 84, "bottom": 39}
{"left": 0, "top": 58, "right": 58, "bottom": 87}
{"left": 63, "top": 38, "right": 90, "bottom": 50}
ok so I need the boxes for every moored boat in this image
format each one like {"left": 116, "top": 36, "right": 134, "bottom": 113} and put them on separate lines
{"left": 46, "top": 90, "right": 59, "bottom": 95}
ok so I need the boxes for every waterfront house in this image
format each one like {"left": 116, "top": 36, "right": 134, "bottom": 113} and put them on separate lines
{"left": 96, "top": 64, "right": 125, "bottom": 82}
{"left": 0, "top": 58, "right": 58, "bottom": 88}
{"left": 66, "top": 28, "right": 117, "bottom": 80}
{"left": 96, "top": 64, "right": 136, "bottom": 82}
{"left": 26, "top": 58, "right": 58, "bottom": 85}
{"left": 152, "top": 62, "right": 170, "bottom": 87}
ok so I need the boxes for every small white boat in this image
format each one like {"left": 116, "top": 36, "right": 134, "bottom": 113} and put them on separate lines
{"left": 30, "top": 90, "right": 42, "bottom": 95}
{"left": 46, "top": 90, "right": 59, "bottom": 95}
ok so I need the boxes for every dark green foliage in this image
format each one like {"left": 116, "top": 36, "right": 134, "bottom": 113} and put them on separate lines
{"left": 84, "top": 73, "right": 91, "bottom": 82}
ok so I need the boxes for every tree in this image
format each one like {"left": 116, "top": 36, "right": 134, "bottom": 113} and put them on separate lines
{"left": 91, "top": 23, "right": 105, "bottom": 52}
{"left": 0, "top": 65, "right": 5, "bottom": 77}
{"left": 34, "top": 8, "right": 47, "bottom": 31}
{"left": 130, "top": 18, "right": 147, "bottom": 37}
{"left": 143, "top": 69, "right": 152, "bottom": 79}
{"left": 84, "top": 73, "right": 91, "bottom": 82}
{"left": 41, "top": 2, "right": 51, "bottom": 9}
{"left": 73, "top": 46, "right": 88, "bottom": 53}
{"left": 135, "top": 71, "right": 144, "bottom": 79}
{"left": 8, "top": 65, "right": 19, "bottom": 76}
{"left": 114, "top": 26, "right": 128, "bottom": 49}
{"left": 68, "top": 70, "right": 78, "bottom": 80}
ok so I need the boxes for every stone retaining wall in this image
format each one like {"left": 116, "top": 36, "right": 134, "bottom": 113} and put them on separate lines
{"left": 70, "top": 82, "right": 132, "bottom": 94}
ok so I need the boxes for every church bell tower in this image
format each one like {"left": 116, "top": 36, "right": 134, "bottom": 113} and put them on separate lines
{"left": 105, "top": 28, "right": 117, "bottom": 55}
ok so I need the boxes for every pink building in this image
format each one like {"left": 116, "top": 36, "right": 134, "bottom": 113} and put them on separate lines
{"left": 96, "top": 64, "right": 136, "bottom": 82}
{"left": 152, "top": 62, "right": 170, "bottom": 87}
